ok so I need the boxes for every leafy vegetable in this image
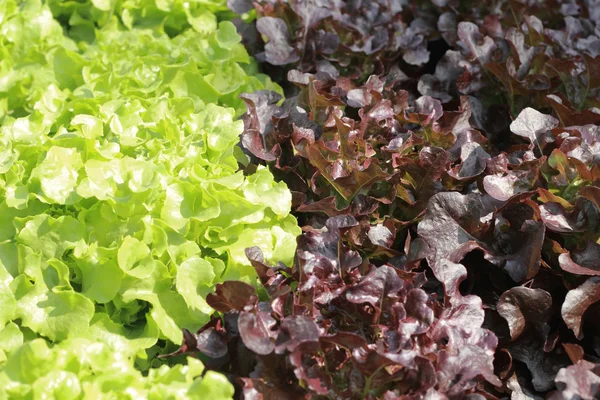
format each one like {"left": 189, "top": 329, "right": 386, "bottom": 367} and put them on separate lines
{"left": 166, "top": 220, "right": 500, "bottom": 398}
{"left": 0, "top": 337, "right": 234, "bottom": 399}
{"left": 203, "top": 0, "right": 600, "bottom": 397}
{"left": 0, "top": 0, "right": 299, "bottom": 396}
{"left": 234, "top": 0, "right": 432, "bottom": 81}
{"left": 47, "top": 0, "right": 240, "bottom": 41}
{"left": 3, "top": 0, "right": 600, "bottom": 398}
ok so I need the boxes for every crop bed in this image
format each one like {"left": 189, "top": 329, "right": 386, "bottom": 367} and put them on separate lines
{"left": 1, "top": 0, "right": 600, "bottom": 399}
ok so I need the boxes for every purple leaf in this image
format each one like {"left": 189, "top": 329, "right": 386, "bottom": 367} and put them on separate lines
{"left": 415, "top": 96, "right": 444, "bottom": 125}
{"left": 505, "top": 28, "right": 538, "bottom": 80}
{"left": 497, "top": 287, "right": 552, "bottom": 340}
{"left": 227, "top": 0, "right": 252, "bottom": 14}
{"left": 483, "top": 171, "right": 536, "bottom": 201}
{"left": 539, "top": 202, "right": 586, "bottom": 233}
{"left": 507, "top": 373, "right": 544, "bottom": 400}
{"left": 290, "top": 0, "right": 332, "bottom": 29}
{"left": 319, "top": 332, "right": 367, "bottom": 349}
{"left": 346, "top": 265, "right": 403, "bottom": 306}
{"left": 240, "top": 91, "right": 284, "bottom": 162}
{"left": 551, "top": 361, "right": 600, "bottom": 400}
{"left": 207, "top": 281, "right": 256, "bottom": 312}
{"left": 238, "top": 303, "right": 278, "bottom": 355}
{"left": 405, "top": 288, "right": 434, "bottom": 326}
{"left": 486, "top": 210, "right": 545, "bottom": 282}
{"left": 288, "top": 350, "right": 330, "bottom": 395}
{"left": 196, "top": 327, "right": 228, "bottom": 358}
{"left": 448, "top": 142, "right": 491, "bottom": 180}
{"left": 435, "top": 318, "right": 501, "bottom": 393}
{"left": 417, "top": 192, "right": 484, "bottom": 270}
{"left": 561, "top": 277, "right": 600, "bottom": 339}
{"left": 367, "top": 224, "right": 394, "bottom": 247}
{"left": 256, "top": 17, "right": 300, "bottom": 65}
{"left": 457, "top": 22, "right": 497, "bottom": 65}
{"left": 403, "top": 46, "right": 430, "bottom": 66}
{"left": 510, "top": 108, "right": 559, "bottom": 146}
{"left": 558, "top": 242, "right": 600, "bottom": 276}
{"left": 275, "top": 315, "right": 320, "bottom": 353}
{"left": 509, "top": 337, "right": 567, "bottom": 392}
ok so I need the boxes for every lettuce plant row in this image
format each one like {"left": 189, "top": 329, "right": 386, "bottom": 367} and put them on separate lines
{"left": 169, "top": 0, "right": 600, "bottom": 399}
{"left": 0, "top": 0, "right": 302, "bottom": 398}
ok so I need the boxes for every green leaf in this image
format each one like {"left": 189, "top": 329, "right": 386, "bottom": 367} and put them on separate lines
{"left": 70, "top": 114, "right": 104, "bottom": 139}
{"left": 185, "top": 8, "right": 217, "bottom": 34}
{"left": 4, "top": 339, "right": 54, "bottom": 384}
{"left": 161, "top": 182, "right": 221, "bottom": 232}
{"left": 51, "top": 47, "right": 87, "bottom": 90}
{"left": 243, "top": 166, "right": 292, "bottom": 217}
{"left": 176, "top": 256, "right": 215, "bottom": 314}
{"left": 0, "top": 323, "right": 23, "bottom": 360}
{"left": 91, "top": 0, "right": 115, "bottom": 12}
{"left": 16, "top": 215, "right": 85, "bottom": 260}
{"left": 216, "top": 21, "right": 241, "bottom": 49}
{"left": 118, "top": 236, "right": 156, "bottom": 278}
{"left": 188, "top": 370, "right": 235, "bottom": 399}
{"left": 33, "top": 371, "right": 82, "bottom": 400}
{"left": 74, "top": 244, "right": 122, "bottom": 304}
{"left": 0, "top": 263, "right": 16, "bottom": 327}
{"left": 30, "top": 147, "right": 83, "bottom": 205}
{"left": 85, "top": 313, "right": 158, "bottom": 358}
{"left": 11, "top": 276, "right": 95, "bottom": 342}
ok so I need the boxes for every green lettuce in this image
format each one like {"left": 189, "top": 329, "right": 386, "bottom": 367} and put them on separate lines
{"left": 45, "top": 0, "right": 249, "bottom": 41}
{"left": 0, "top": 337, "right": 234, "bottom": 399}
{"left": 0, "top": 0, "right": 298, "bottom": 396}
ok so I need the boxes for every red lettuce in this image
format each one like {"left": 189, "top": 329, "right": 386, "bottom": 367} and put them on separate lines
{"left": 166, "top": 217, "right": 500, "bottom": 398}
{"left": 166, "top": 1, "right": 600, "bottom": 398}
